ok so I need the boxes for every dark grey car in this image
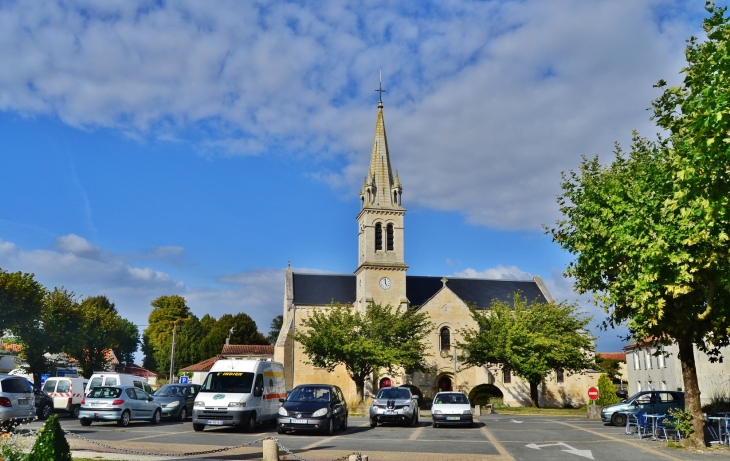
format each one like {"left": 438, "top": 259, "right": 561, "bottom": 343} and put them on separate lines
{"left": 30, "top": 382, "right": 54, "bottom": 420}
{"left": 277, "top": 384, "right": 348, "bottom": 435}
{"left": 152, "top": 383, "right": 200, "bottom": 421}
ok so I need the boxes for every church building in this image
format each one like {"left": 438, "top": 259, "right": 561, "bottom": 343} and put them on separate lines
{"left": 274, "top": 96, "right": 598, "bottom": 407}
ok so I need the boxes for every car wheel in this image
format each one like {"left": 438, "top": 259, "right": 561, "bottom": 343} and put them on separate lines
{"left": 369, "top": 418, "right": 377, "bottom": 428}
{"left": 432, "top": 421, "right": 438, "bottom": 428}
{"left": 340, "top": 414, "right": 348, "bottom": 430}
{"left": 117, "top": 410, "right": 131, "bottom": 427}
{"left": 193, "top": 423, "right": 205, "bottom": 432}
{"left": 277, "top": 426, "right": 285, "bottom": 434}
{"left": 411, "top": 411, "right": 418, "bottom": 427}
{"left": 151, "top": 409, "right": 161, "bottom": 424}
{"left": 80, "top": 419, "right": 92, "bottom": 427}
{"left": 39, "top": 403, "right": 52, "bottom": 420}
{"left": 179, "top": 407, "right": 188, "bottom": 422}
{"left": 611, "top": 412, "right": 626, "bottom": 427}
{"left": 324, "top": 417, "right": 334, "bottom": 435}
{"left": 245, "top": 412, "right": 256, "bottom": 432}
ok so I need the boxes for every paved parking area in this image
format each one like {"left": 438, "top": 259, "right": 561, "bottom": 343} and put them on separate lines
{"left": 22, "top": 413, "right": 730, "bottom": 460}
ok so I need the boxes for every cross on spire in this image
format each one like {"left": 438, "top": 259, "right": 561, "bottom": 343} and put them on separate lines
{"left": 375, "top": 70, "right": 386, "bottom": 104}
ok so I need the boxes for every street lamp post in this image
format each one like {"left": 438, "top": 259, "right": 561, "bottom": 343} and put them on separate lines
{"left": 169, "top": 322, "right": 177, "bottom": 384}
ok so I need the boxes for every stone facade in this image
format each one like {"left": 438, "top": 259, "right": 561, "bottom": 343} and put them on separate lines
{"left": 274, "top": 98, "right": 599, "bottom": 407}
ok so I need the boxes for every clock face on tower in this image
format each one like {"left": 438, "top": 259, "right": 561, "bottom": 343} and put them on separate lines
{"left": 379, "top": 277, "right": 391, "bottom": 290}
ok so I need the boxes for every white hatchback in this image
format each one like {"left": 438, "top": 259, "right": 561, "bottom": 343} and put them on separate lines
{"left": 431, "top": 392, "right": 473, "bottom": 428}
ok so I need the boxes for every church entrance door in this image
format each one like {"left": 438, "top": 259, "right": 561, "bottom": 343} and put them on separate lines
{"left": 437, "top": 376, "right": 452, "bottom": 392}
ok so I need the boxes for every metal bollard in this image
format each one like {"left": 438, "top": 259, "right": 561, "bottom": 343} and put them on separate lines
{"left": 263, "top": 438, "right": 279, "bottom": 461}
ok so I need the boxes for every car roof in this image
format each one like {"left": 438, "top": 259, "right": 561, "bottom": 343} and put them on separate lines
{"left": 294, "top": 384, "right": 335, "bottom": 389}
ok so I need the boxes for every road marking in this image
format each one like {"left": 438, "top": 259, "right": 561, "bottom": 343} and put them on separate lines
{"left": 526, "top": 442, "right": 593, "bottom": 459}
{"left": 303, "top": 435, "right": 339, "bottom": 450}
{"left": 122, "top": 431, "right": 187, "bottom": 442}
{"left": 480, "top": 424, "right": 516, "bottom": 461}
{"left": 553, "top": 420, "right": 686, "bottom": 461}
{"left": 509, "top": 419, "right": 523, "bottom": 424}
{"left": 409, "top": 425, "right": 425, "bottom": 440}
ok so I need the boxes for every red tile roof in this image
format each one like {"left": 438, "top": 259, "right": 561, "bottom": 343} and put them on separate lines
{"left": 180, "top": 356, "right": 219, "bottom": 372}
{"left": 2, "top": 344, "right": 22, "bottom": 353}
{"left": 220, "top": 345, "right": 274, "bottom": 356}
{"left": 596, "top": 352, "right": 626, "bottom": 362}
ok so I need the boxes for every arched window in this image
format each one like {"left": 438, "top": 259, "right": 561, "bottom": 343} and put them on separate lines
{"left": 386, "top": 224, "right": 394, "bottom": 251}
{"left": 375, "top": 223, "right": 383, "bottom": 251}
{"left": 440, "top": 327, "right": 451, "bottom": 352}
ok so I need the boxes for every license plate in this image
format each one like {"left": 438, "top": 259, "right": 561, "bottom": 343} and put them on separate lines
{"left": 207, "top": 420, "right": 224, "bottom": 425}
{"left": 446, "top": 416, "right": 460, "bottom": 421}
{"left": 18, "top": 399, "right": 29, "bottom": 405}
{"left": 385, "top": 410, "right": 396, "bottom": 414}
{"left": 290, "top": 418, "right": 308, "bottom": 424}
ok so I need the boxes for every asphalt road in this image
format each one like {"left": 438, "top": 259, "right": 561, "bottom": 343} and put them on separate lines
{"left": 23, "top": 413, "right": 730, "bottom": 460}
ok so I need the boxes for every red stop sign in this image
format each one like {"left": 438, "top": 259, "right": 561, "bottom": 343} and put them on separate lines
{"left": 588, "top": 386, "right": 599, "bottom": 401}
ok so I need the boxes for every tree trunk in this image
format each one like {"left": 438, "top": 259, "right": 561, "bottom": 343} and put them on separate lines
{"left": 676, "top": 334, "right": 706, "bottom": 449}
{"left": 354, "top": 375, "right": 366, "bottom": 404}
{"left": 529, "top": 380, "right": 540, "bottom": 408}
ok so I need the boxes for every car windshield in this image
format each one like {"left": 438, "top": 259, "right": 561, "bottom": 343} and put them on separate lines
{"left": 434, "top": 394, "right": 468, "bottom": 404}
{"left": 376, "top": 388, "right": 411, "bottom": 400}
{"left": 88, "top": 387, "right": 122, "bottom": 399}
{"left": 154, "top": 385, "right": 186, "bottom": 397}
{"left": 200, "top": 372, "right": 254, "bottom": 393}
{"left": 288, "top": 387, "right": 331, "bottom": 402}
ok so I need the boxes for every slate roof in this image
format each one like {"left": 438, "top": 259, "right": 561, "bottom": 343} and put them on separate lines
{"left": 292, "top": 273, "right": 548, "bottom": 308}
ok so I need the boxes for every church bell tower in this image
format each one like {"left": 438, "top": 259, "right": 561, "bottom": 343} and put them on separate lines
{"left": 355, "top": 92, "right": 408, "bottom": 312}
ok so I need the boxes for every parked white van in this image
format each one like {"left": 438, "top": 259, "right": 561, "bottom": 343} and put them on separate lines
{"left": 192, "top": 359, "right": 285, "bottom": 432}
{"left": 86, "top": 373, "right": 153, "bottom": 396}
{"left": 42, "top": 377, "right": 89, "bottom": 418}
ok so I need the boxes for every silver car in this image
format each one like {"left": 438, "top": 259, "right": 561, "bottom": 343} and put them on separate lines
{"left": 0, "top": 374, "right": 35, "bottom": 425}
{"left": 368, "top": 387, "right": 418, "bottom": 427}
{"left": 78, "top": 385, "right": 162, "bottom": 427}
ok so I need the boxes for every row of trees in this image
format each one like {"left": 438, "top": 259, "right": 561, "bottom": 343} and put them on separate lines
{"left": 548, "top": 3, "right": 730, "bottom": 447}
{"left": 0, "top": 269, "right": 139, "bottom": 385}
{"left": 294, "top": 296, "right": 595, "bottom": 407}
{"left": 141, "top": 295, "right": 270, "bottom": 375}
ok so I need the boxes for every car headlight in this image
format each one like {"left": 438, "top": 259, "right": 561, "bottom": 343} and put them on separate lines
{"left": 433, "top": 410, "right": 442, "bottom": 415}
{"left": 166, "top": 401, "right": 180, "bottom": 408}
{"left": 278, "top": 407, "right": 288, "bottom": 417}
{"left": 194, "top": 401, "right": 204, "bottom": 408}
{"left": 462, "top": 410, "right": 472, "bottom": 415}
{"left": 312, "top": 407, "right": 328, "bottom": 417}
{"left": 228, "top": 402, "right": 247, "bottom": 408}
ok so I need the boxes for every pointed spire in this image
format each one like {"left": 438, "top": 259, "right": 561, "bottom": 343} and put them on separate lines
{"left": 368, "top": 99, "right": 397, "bottom": 207}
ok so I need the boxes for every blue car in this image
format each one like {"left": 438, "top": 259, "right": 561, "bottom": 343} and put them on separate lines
{"left": 79, "top": 385, "right": 162, "bottom": 427}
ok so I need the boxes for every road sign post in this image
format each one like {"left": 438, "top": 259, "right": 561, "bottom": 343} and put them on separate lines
{"left": 587, "top": 386, "right": 599, "bottom": 405}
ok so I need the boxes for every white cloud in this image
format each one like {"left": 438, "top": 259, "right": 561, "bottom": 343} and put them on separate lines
{"left": 53, "top": 234, "right": 101, "bottom": 259}
{"left": 454, "top": 265, "right": 532, "bottom": 280}
{"left": 0, "top": 1, "right": 704, "bottom": 230}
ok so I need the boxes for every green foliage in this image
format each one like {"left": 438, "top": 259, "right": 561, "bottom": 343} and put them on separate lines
{"left": 0, "top": 269, "right": 44, "bottom": 336}
{"left": 458, "top": 294, "right": 595, "bottom": 407}
{"left": 64, "top": 295, "right": 139, "bottom": 378}
{"left": 267, "top": 315, "right": 283, "bottom": 345}
{"left": 594, "top": 355, "right": 622, "bottom": 382}
{"left": 664, "top": 408, "right": 694, "bottom": 439}
{"left": 701, "top": 387, "right": 730, "bottom": 415}
{"left": 198, "top": 313, "right": 269, "bottom": 360}
{"left": 28, "top": 415, "right": 71, "bottom": 461}
{"left": 548, "top": 3, "right": 730, "bottom": 446}
{"left": 596, "top": 374, "right": 620, "bottom": 407}
{"left": 293, "top": 302, "right": 433, "bottom": 402}
{"left": 142, "top": 295, "right": 193, "bottom": 373}
{"left": 468, "top": 384, "right": 504, "bottom": 406}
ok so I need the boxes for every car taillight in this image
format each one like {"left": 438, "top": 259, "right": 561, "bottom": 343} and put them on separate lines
{"left": 81, "top": 398, "right": 86, "bottom": 405}
{"left": 111, "top": 399, "right": 124, "bottom": 406}
{"left": 0, "top": 397, "right": 11, "bottom": 407}
{"left": 68, "top": 397, "right": 72, "bottom": 405}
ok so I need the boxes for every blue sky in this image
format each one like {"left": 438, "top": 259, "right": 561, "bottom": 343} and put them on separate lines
{"left": 0, "top": 1, "right": 719, "bottom": 356}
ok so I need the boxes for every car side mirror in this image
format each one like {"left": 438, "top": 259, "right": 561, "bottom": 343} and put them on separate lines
{"left": 148, "top": 397, "right": 154, "bottom": 402}
{"left": 331, "top": 399, "right": 341, "bottom": 405}
{"left": 279, "top": 398, "right": 286, "bottom": 403}
{"left": 254, "top": 387, "right": 263, "bottom": 397}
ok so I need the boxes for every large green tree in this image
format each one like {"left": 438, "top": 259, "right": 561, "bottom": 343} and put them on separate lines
{"left": 142, "top": 295, "right": 193, "bottom": 373}
{"left": 458, "top": 295, "right": 594, "bottom": 407}
{"left": 0, "top": 269, "right": 45, "bottom": 336}
{"left": 198, "top": 313, "right": 269, "bottom": 360}
{"left": 14, "top": 288, "right": 81, "bottom": 386}
{"left": 267, "top": 315, "right": 283, "bottom": 345}
{"left": 64, "top": 295, "right": 139, "bottom": 377}
{"left": 293, "top": 303, "right": 433, "bottom": 402}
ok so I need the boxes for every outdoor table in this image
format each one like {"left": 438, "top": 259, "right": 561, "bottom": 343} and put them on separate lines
{"left": 707, "top": 416, "right": 730, "bottom": 445}
{"left": 643, "top": 413, "right": 665, "bottom": 440}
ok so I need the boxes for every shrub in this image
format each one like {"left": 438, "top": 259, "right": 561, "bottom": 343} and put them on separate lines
{"left": 701, "top": 387, "right": 730, "bottom": 415}
{"left": 468, "top": 384, "right": 504, "bottom": 406}
{"left": 596, "top": 374, "right": 620, "bottom": 407}
{"left": 664, "top": 408, "right": 693, "bottom": 439}
{"left": 28, "top": 415, "right": 71, "bottom": 461}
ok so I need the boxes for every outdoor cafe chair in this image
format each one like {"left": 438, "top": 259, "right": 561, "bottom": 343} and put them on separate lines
{"left": 627, "top": 412, "right": 651, "bottom": 438}
{"left": 656, "top": 415, "right": 680, "bottom": 442}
